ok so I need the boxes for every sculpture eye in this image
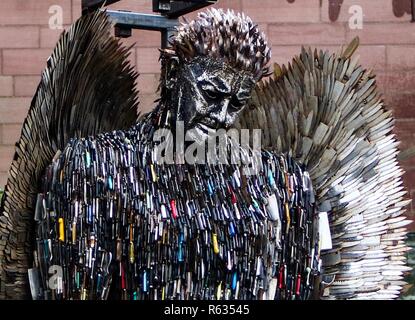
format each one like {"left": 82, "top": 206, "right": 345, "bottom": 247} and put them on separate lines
{"left": 204, "top": 88, "right": 220, "bottom": 100}
{"left": 230, "top": 95, "right": 247, "bottom": 110}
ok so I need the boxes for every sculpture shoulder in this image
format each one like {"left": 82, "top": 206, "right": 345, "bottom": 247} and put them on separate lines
{"left": 52, "top": 120, "right": 150, "bottom": 169}
{"left": 40, "top": 120, "right": 156, "bottom": 197}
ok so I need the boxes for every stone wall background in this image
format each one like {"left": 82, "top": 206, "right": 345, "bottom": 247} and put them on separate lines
{"left": 0, "top": 0, "right": 415, "bottom": 229}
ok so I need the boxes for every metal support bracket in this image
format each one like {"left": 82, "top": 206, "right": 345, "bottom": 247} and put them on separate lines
{"left": 82, "top": 1, "right": 217, "bottom": 48}
{"left": 104, "top": 10, "right": 178, "bottom": 48}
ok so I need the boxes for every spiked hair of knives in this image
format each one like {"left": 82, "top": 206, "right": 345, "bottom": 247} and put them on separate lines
{"left": 170, "top": 8, "right": 271, "bottom": 81}
{"left": 0, "top": 10, "right": 139, "bottom": 299}
{"left": 236, "top": 38, "right": 412, "bottom": 300}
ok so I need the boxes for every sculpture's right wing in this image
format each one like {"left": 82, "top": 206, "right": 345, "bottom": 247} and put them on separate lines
{"left": 0, "top": 10, "right": 139, "bottom": 299}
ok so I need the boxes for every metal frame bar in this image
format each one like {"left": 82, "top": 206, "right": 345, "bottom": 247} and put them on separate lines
{"left": 105, "top": 10, "right": 178, "bottom": 31}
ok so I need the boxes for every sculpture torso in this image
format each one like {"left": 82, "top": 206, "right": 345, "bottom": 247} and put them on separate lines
{"left": 32, "top": 110, "right": 320, "bottom": 300}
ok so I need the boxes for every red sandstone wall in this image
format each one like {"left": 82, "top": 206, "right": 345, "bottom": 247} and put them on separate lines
{"left": 0, "top": 0, "right": 415, "bottom": 227}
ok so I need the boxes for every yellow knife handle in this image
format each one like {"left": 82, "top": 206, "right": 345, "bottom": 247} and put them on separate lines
{"left": 72, "top": 222, "right": 76, "bottom": 243}
{"left": 212, "top": 233, "right": 220, "bottom": 254}
{"left": 58, "top": 218, "right": 65, "bottom": 242}
{"left": 151, "top": 164, "right": 158, "bottom": 182}
{"left": 216, "top": 281, "right": 222, "bottom": 300}
{"left": 129, "top": 242, "right": 135, "bottom": 264}
{"left": 285, "top": 202, "right": 291, "bottom": 234}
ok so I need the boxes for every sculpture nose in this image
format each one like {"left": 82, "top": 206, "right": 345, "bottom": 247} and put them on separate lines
{"left": 211, "top": 99, "right": 230, "bottom": 128}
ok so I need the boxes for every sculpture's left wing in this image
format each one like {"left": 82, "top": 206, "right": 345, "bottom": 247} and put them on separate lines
{"left": 0, "top": 11, "right": 139, "bottom": 299}
{"left": 236, "top": 38, "right": 412, "bottom": 299}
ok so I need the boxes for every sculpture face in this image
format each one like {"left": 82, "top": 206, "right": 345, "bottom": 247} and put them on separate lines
{"left": 174, "top": 56, "right": 256, "bottom": 141}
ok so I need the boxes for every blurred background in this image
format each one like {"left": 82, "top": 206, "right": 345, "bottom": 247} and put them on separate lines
{"left": 0, "top": 0, "right": 414, "bottom": 297}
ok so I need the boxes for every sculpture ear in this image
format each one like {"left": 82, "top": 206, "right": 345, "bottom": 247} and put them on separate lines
{"left": 164, "top": 56, "right": 180, "bottom": 90}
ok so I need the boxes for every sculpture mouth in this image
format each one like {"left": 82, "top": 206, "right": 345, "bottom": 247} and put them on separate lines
{"left": 197, "top": 122, "right": 217, "bottom": 135}
{"left": 185, "top": 122, "right": 218, "bottom": 143}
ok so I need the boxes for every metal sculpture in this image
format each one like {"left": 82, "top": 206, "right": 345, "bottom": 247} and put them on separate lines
{"left": 0, "top": 7, "right": 411, "bottom": 300}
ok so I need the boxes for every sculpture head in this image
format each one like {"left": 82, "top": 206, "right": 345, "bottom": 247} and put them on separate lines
{"left": 160, "top": 8, "right": 271, "bottom": 140}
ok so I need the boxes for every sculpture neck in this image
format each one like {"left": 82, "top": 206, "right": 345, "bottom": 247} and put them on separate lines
{"left": 131, "top": 93, "right": 179, "bottom": 145}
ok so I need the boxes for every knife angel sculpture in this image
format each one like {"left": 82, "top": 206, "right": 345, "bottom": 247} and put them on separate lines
{"left": 0, "top": 8, "right": 411, "bottom": 300}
